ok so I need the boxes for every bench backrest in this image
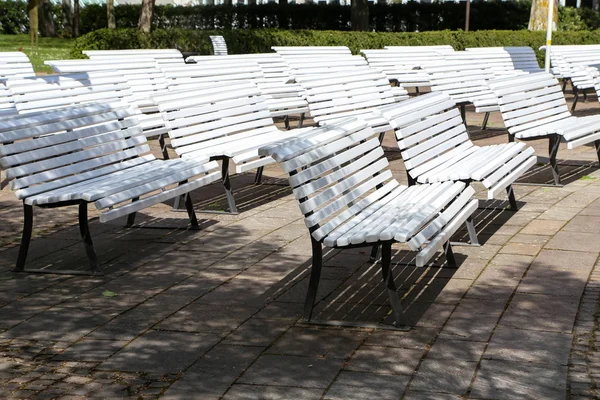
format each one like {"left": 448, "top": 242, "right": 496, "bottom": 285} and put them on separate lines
{"left": 154, "top": 81, "right": 279, "bottom": 160}
{"left": 83, "top": 49, "right": 185, "bottom": 65}
{"left": 296, "top": 67, "right": 400, "bottom": 124}
{"left": 0, "top": 52, "right": 35, "bottom": 80}
{"left": 6, "top": 72, "right": 136, "bottom": 114}
{"left": 464, "top": 47, "right": 542, "bottom": 76}
{"left": 488, "top": 72, "right": 569, "bottom": 137}
{"left": 258, "top": 118, "right": 401, "bottom": 244}
{"left": 44, "top": 59, "right": 169, "bottom": 109}
{"left": 424, "top": 58, "right": 495, "bottom": 104}
{"left": 0, "top": 84, "right": 17, "bottom": 116}
{"left": 379, "top": 91, "right": 471, "bottom": 178}
{"left": 209, "top": 35, "right": 228, "bottom": 56}
{"left": 272, "top": 46, "right": 352, "bottom": 57}
{"left": 161, "top": 61, "right": 265, "bottom": 90}
{"left": 284, "top": 55, "right": 368, "bottom": 78}
{"left": 0, "top": 102, "right": 151, "bottom": 200}
{"left": 186, "top": 53, "right": 292, "bottom": 83}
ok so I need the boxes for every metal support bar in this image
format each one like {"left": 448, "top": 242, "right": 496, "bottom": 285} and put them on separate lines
{"left": 184, "top": 193, "right": 199, "bottom": 229}
{"left": 125, "top": 197, "right": 139, "bottom": 227}
{"left": 14, "top": 202, "right": 33, "bottom": 272}
{"left": 381, "top": 242, "right": 404, "bottom": 327}
{"left": 444, "top": 241, "right": 458, "bottom": 269}
{"left": 369, "top": 244, "right": 380, "bottom": 262}
{"left": 572, "top": 88, "right": 580, "bottom": 113}
{"left": 221, "top": 160, "right": 238, "bottom": 214}
{"left": 562, "top": 79, "right": 568, "bottom": 92}
{"left": 459, "top": 104, "right": 467, "bottom": 124}
{"left": 548, "top": 134, "right": 562, "bottom": 186}
{"left": 78, "top": 203, "right": 99, "bottom": 273}
{"left": 303, "top": 237, "right": 323, "bottom": 321}
{"left": 254, "top": 166, "right": 264, "bottom": 185}
{"left": 283, "top": 115, "right": 291, "bottom": 130}
{"left": 481, "top": 112, "right": 490, "bottom": 130}
{"left": 506, "top": 185, "right": 518, "bottom": 211}
{"left": 465, "top": 216, "right": 480, "bottom": 246}
{"left": 508, "top": 133, "right": 515, "bottom": 143}
{"left": 378, "top": 132, "right": 385, "bottom": 144}
{"left": 298, "top": 113, "right": 305, "bottom": 128}
{"left": 158, "top": 134, "right": 169, "bottom": 160}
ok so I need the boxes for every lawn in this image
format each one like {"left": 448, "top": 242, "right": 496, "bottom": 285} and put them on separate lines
{"left": 0, "top": 35, "right": 76, "bottom": 74}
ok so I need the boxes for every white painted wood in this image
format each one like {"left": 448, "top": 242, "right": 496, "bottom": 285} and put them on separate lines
{"left": 259, "top": 118, "right": 477, "bottom": 268}
{"left": 0, "top": 103, "right": 220, "bottom": 226}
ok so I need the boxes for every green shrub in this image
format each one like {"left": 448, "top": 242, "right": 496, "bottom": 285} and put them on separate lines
{"left": 72, "top": 27, "right": 600, "bottom": 66}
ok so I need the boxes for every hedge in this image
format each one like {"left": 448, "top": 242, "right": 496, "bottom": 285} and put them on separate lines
{"left": 71, "top": 28, "right": 600, "bottom": 65}
{"left": 77, "top": 2, "right": 532, "bottom": 34}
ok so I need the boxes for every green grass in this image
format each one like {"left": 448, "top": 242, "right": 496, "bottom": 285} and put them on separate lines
{"left": 0, "top": 35, "right": 76, "bottom": 74}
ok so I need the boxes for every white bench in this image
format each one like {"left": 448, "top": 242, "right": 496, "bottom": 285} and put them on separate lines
{"left": 296, "top": 67, "right": 408, "bottom": 135}
{"left": 0, "top": 102, "right": 221, "bottom": 274}
{"left": 209, "top": 35, "right": 228, "bottom": 56}
{"left": 153, "top": 81, "right": 302, "bottom": 213}
{"left": 83, "top": 49, "right": 185, "bottom": 66}
{"left": 424, "top": 57, "right": 499, "bottom": 128}
{"left": 380, "top": 91, "right": 537, "bottom": 212}
{"left": 172, "top": 57, "right": 308, "bottom": 128}
{"left": 0, "top": 52, "right": 35, "bottom": 80}
{"left": 5, "top": 72, "right": 169, "bottom": 144}
{"left": 272, "top": 46, "right": 352, "bottom": 57}
{"left": 0, "top": 84, "right": 17, "bottom": 117}
{"left": 259, "top": 118, "right": 478, "bottom": 326}
{"left": 464, "top": 47, "right": 543, "bottom": 77}
{"left": 360, "top": 49, "right": 432, "bottom": 91}
{"left": 283, "top": 55, "right": 369, "bottom": 78}
{"left": 489, "top": 72, "right": 600, "bottom": 185}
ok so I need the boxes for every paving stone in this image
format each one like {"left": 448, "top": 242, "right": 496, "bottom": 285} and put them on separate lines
{"left": 425, "top": 338, "right": 487, "bottom": 361}
{"left": 162, "top": 344, "right": 263, "bottom": 400}
{"left": 325, "top": 371, "right": 409, "bottom": 399}
{"left": 223, "top": 385, "right": 324, "bottom": 400}
{"left": 485, "top": 326, "right": 572, "bottom": 365}
{"left": 518, "top": 267, "right": 589, "bottom": 297}
{"left": 52, "top": 339, "right": 127, "bottom": 362}
{"left": 98, "top": 330, "right": 219, "bottom": 373}
{"left": 471, "top": 359, "right": 567, "bottom": 399}
{"left": 364, "top": 327, "right": 438, "bottom": 350}
{"left": 409, "top": 358, "right": 477, "bottom": 394}
{"left": 237, "top": 355, "right": 342, "bottom": 388}
{"left": 440, "top": 312, "right": 499, "bottom": 342}
{"left": 222, "top": 318, "right": 290, "bottom": 347}
{"left": 345, "top": 346, "right": 424, "bottom": 375}
{"left": 156, "top": 302, "right": 256, "bottom": 335}
{"left": 267, "top": 327, "right": 367, "bottom": 359}
{"left": 546, "top": 231, "right": 600, "bottom": 253}
{"left": 531, "top": 249, "right": 598, "bottom": 270}
{"left": 464, "top": 284, "right": 515, "bottom": 302}
{"left": 520, "top": 219, "right": 566, "bottom": 236}
{"left": 402, "top": 391, "right": 466, "bottom": 400}
{"left": 500, "top": 293, "right": 580, "bottom": 333}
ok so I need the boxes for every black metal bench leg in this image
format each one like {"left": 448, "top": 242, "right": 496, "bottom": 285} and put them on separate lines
{"left": 78, "top": 203, "right": 98, "bottom": 273}
{"left": 303, "top": 237, "right": 323, "bottom": 321}
{"left": 572, "top": 88, "right": 579, "bottom": 113}
{"left": 221, "top": 160, "right": 238, "bottom": 214}
{"left": 184, "top": 193, "right": 200, "bottom": 230}
{"left": 465, "top": 216, "right": 480, "bottom": 246}
{"left": 595, "top": 140, "right": 600, "bottom": 164}
{"left": 284, "top": 116, "right": 291, "bottom": 130}
{"left": 549, "top": 135, "right": 562, "bottom": 186}
{"left": 562, "top": 79, "right": 568, "bottom": 92}
{"left": 298, "top": 113, "right": 305, "bottom": 128}
{"left": 508, "top": 133, "right": 515, "bottom": 143}
{"left": 378, "top": 132, "right": 385, "bottom": 143}
{"left": 506, "top": 185, "right": 518, "bottom": 211}
{"left": 14, "top": 202, "right": 33, "bottom": 272}
{"left": 158, "top": 134, "right": 169, "bottom": 160}
{"left": 460, "top": 104, "right": 466, "bottom": 125}
{"left": 444, "top": 241, "right": 457, "bottom": 269}
{"left": 381, "top": 242, "right": 404, "bottom": 327}
{"left": 254, "top": 166, "right": 264, "bottom": 185}
{"left": 369, "top": 244, "right": 380, "bottom": 262}
{"left": 482, "top": 112, "right": 490, "bottom": 130}
{"left": 125, "top": 197, "right": 139, "bottom": 228}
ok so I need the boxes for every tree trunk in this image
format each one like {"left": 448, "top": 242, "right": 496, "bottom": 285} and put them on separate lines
{"left": 593, "top": 0, "right": 599, "bottom": 12}
{"left": 138, "top": 0, "right": 155, "bottom": 33}
{"left": 62, "top": 0, "right": 73, "bottom": 38}
{"left": 528, "top": 0, "right": 558, "bottom": 31}
{"left": 28, "top": 0, "right": 38, "bottom": 51}
{"left": 224, "top": 0, "right": 232, "bottom": 5}
{"left": 351, "top": 0, "right": 369, "bottom": 31}
{"left": 73, "top": 0, "right": 79, "bottom": 37}
{"left": 107, "top": 0, "right": 116, "bottom": 29}
{"left": 39, "top": 0, "right": 56, "bottom": 37}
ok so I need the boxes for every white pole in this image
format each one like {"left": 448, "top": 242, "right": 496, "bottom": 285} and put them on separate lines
{"left": 545, "top": 0, "right": 555, "bottom": 73}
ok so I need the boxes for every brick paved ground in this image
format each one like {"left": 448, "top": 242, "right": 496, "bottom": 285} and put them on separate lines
{"left": 1, "top": 89, "right": 600, "bottom": 399}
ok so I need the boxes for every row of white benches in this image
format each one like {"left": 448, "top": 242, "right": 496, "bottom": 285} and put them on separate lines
{"left": 2, "top": 46, "right": 600, "bottom": 327}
